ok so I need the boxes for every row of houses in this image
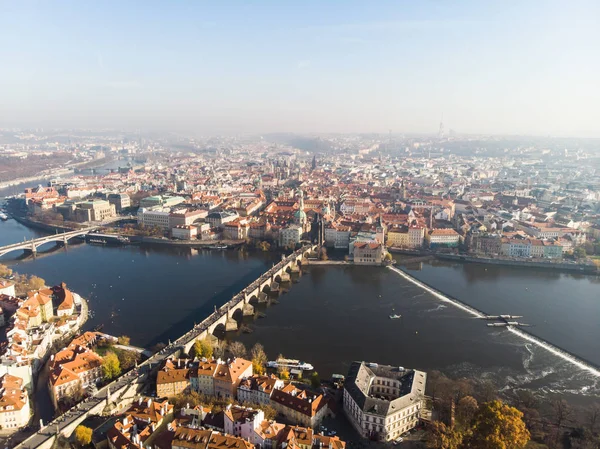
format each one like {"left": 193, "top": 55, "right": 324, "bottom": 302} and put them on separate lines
{"left": 0, "top": 283, "right": 82, "bottom": 392}
{"left": 156, "top": 358, "right": 330, "bottom": 429}
{"left": 106, "top": 397, "right": 345, "bottom": 449}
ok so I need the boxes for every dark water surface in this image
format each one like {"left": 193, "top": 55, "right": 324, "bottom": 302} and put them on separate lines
{"left": 1, "top": 219, "right": 599, "bottom": 399}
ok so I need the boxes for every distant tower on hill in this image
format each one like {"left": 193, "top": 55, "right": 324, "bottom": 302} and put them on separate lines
{"left": 311, "top": 155, "right": 317, "bottom": 171}
{"left": 438, "top": 114, "right": 445, "bottom": 139}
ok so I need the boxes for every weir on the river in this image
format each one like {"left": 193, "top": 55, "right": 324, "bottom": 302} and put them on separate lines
{"left": 387, "top": 265, "right": 600, "bottom": 378}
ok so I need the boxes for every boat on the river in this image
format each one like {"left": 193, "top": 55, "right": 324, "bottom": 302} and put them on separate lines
{"left": 0, "top": 212, "right": 8, "bottom": 221}
{"left": 207, "top": 244, "right": 228, "bottom": 250}
{"left": 267, "top": 358, "right": 314, "bottom": 371}
{"left": 389, "top": 314, "right": 402, "bottom": 319}
{"left": 85, "top": 234, "right": 130, "bottom": 245}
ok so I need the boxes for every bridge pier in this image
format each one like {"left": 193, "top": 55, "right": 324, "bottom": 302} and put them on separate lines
{"left": 242, "top": 303, "right": 254, "bottom": 316}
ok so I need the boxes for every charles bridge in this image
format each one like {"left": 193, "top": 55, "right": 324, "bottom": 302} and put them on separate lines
{"left": 15, "top": 244, "right": 317, "bottom": 449}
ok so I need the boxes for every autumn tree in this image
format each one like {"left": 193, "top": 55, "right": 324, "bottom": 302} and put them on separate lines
{"left": 228, "top": 341, "right": 247, "bottom": 359}
{"left": 250, "top": 343, "right": 267, "bottom": 375}
{"left": 457, "top": 396, "right": 478, "bottom": 428}
{"left": 74, "top": 425, "right": 93, "bottom": 446}
{"left": 310, "top": 372, "right": 321, "bottom": 389}
{"left": 465, "top": 400, "right": 530, "bottom": 449}
{"left": 0, "top": 264, "right": 12, "bottom": 278}
{"left": 192, "top": 339, "right": 214, "bottom": 359}
{"left": 427, "top": 421, "right": 465, "bottom": 449}
{"left": 117, "top": 335, "right": 131, "bottom": 346}
{"left": 102, "top": 351, "right": 121, "bottom": 380}
{"left": 28, "top": 275, "right": 46, "bottom": 291}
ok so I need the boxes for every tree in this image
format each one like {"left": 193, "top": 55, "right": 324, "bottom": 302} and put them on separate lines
{"left": 192, "top": 339, "right": 214, "bottom": 359}
{"left": 250, "top": 343, "right": 267, "bottom": 374}
{"left": 457, "top": 396, "right": 478, "bottom": 428}
{"left": 28, "top": 275, "right": 46, "bottom": 291}
{"left": 0, "top": 264, "right": 12, "bottom": 278}
{"left": 102, "top": 351, "right": 121, "bottom": 380}
{"left": 552, "top": 399, "right": 572, "bottom": 444}
{"left": 117, "top": 335, "right": 131, "bottom": 346}
{"left": 201, "top": 339, "right": 214, "bottom": 358}
{"left": 228, "top": 341, "right": 247, "bottom": 358}
{"left": 319, "top": 247, "right": 328, "bottom": 261}
{"left": 117, "top": 349, "right": 140, "bottom": 371}
{"left": 310, "top": 372, "right": 321, "bottom": 389}
{"left": 588, "top": 404, "right": 600, "bottom": 433}
{"left": 280, "top": 368, "right": 290, "bottom": 380}
{"left": 574, "top": 247, "right": 586, "bottom": 260}
{"left": 74, "top": 425, "right": 92, "bottom": 446}
{"left": 465, "top": 400, "right": 530, "bottom": 449}
{"left": 427, "top": 421, "right": 465, "bottom": 449}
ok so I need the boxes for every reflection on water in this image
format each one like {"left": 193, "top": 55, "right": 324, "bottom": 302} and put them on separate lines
{"left": 2, "top": 219, "right": 599, "bottom": 400}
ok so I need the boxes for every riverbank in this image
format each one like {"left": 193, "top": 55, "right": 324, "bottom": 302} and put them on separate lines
{"left": 437, "top": 253, "right": 598, "bottom": 274}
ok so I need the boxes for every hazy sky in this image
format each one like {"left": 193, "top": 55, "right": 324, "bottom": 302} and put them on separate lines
{"left": 1, "top": 0, "right": 599, "bottom": 136}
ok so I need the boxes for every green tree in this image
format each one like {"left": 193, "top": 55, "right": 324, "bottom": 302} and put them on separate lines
{"left": 310, "top": 371, "right": 321, "bottom": 389}
{"left": 465, "top": 400, "right": 530, "bottom": 449}
{"left": 117, "top": 335, "right": 131, "bottom": 346}
{"left": 102, "top": 351, "right": 121, "bottom": 380}
{"left": 74, "top": 425, "right": 93, "bottom": 446}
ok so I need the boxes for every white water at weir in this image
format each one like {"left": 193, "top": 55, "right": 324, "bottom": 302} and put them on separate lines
{"left": 387, "top": 265, "right": 600, "bottom": 378}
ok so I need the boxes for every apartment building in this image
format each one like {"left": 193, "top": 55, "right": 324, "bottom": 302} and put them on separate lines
{"left": 0, "top": 374, "right": 30, "bottom": 430}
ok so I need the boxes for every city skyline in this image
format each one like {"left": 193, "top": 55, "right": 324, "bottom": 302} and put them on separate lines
{"left": 1, "top": 0, "right": 599, "bottom": 137}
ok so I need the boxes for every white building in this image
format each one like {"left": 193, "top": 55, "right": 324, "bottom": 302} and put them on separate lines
{"left": 279, "top": 225, "right": 302, "bottom": 248}
{"left": 0, "top": 374, "right": 31, "bottom": 430}
{"left": 172, "top": 225, "right": 198, "bottom": 240}
{"left": 0, "top": 281, "right": 15, "bottom": 297}
{"left": 343, "top": 362, "right": 426, "bottom": 442}
{"left": 137, "top": 207, "right": 171, "bottom": 230}
{"left": 224, "top": 405, "right": 264, "bottom": 443}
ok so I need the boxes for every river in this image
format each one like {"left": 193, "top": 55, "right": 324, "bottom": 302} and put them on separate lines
{"left": 1, "top": 219, "right": 599, "bottom": 402}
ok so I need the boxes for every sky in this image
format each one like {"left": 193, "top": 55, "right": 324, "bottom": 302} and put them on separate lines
{"left": 0, "top": 0, "right": 599, "bottom": 137}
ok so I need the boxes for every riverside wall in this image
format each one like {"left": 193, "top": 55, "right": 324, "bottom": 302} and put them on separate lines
{"left": 437, "top": 254, "right": 597, "bottom": 274}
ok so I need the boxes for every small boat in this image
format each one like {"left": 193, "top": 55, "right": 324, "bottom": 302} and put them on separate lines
{"left": 207, "top": 244, "right": 228, "bottom": 250}
{"left": 389, "top": 314, "right": 402, "bottom": 319}
{"left": 88, "top": 238, "right": 108, "bottom": 245}
{"left": 0, "top": 212, "right": 8, "bottom": 221}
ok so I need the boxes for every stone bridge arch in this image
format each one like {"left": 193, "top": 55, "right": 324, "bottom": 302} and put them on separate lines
{"left": 212, "top": 323, "right": 226, "bottom": 339}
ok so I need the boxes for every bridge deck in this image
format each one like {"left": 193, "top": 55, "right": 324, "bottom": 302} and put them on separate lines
{"left": 15, "top": 244, "right": 315, "bottom": 449}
